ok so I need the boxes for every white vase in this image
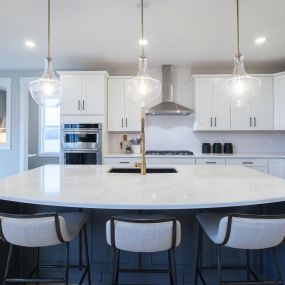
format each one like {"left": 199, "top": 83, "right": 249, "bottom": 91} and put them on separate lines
{"left": 132, "top": 144, "right": 141, "bottom": 154}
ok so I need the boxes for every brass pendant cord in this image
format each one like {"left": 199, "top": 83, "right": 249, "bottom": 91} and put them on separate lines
{"left": 236, "top": 0, "right": 241, "bottom": 57}
{"left": 141, "top": 0, "right": 145, "bottom": 58}
{"left": 48, "top": 0, "right": 51, "bottom": 60}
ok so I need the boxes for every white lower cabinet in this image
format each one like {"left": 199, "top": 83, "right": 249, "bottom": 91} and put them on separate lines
{"left": 269, "top": 159, "right": 285, "bottom": 178}
{"left": 195, "top": 158, "right": 226, "bottom": 165}
{"left": 104, "top": 157, "right": 195, "bottom": 166}
{"left": 226, "top": 158, "right": 269, "bottom": 173}
{"left": 147, "top": 158, "right": 195, "bottom": 165}
{"left": 104, "top": 157, "right": 140, "bottom": 167}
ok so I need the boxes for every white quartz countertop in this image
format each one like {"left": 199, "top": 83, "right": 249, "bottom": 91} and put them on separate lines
{"left": 1, "top": 165, "right": 285, "bottom": 209}
{"left": 104, "top": 153, "right": 285, "bottom": 158}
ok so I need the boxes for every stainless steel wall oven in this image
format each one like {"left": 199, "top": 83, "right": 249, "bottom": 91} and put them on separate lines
{"left": 61, "top": 124, "right": 102, "bottom": 165}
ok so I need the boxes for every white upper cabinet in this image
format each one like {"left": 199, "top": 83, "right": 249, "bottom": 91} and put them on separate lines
{"left": 59, "top": 72, "right": 107, "bottom": 115}
{"left": 194, "top": 75, "right": 274, "bottom": 131}
{"left": 231, "top": 76, "right": 274, "bottom": 130}
{"left": 194, "top": 77, "right": 230, "bottom": 131}
{"left": 274, "top": 74, "right": 285, "bottom": 130}
{"left": 108, "top": 78, "right": 141, "bottom": 132}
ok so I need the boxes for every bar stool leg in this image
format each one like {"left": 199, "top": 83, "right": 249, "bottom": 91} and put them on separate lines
{"left": 111, "top": 249, "right": 117, "bottom": 285}
{"left": 36, "top": 247, "right": 40, "bottom": 285}
{"left": 217, "top": 245, "right": 222, "bottom": 285}
{"left": 169, "top": 249, "right": 177, "bottom": 285}
{"left": 84, "top": 225, "right": 91, "bottom": 285}
{"left": 65, "top": 242, "right": 70, "bottom": 285}
{"left": 3, "top": 244, "right": 13, "bottom": 285}
{"left": 168, "top": 250, "right": 174, "bottom": 285}
{"left": 195, "top": 225, "right": 202, "bottom": 285}
{"left": 273, "top": 247, "right": 283, "bottom": 285}
{"left": 115, "top": 250, "right": 120, "bottom": 285}
{"left": 246, "top": 250, "right": 250, "bottom": 281}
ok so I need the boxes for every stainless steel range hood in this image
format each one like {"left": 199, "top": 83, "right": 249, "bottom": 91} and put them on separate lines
{"left": 146, "top": 65, "right": 193, "bottom": 115}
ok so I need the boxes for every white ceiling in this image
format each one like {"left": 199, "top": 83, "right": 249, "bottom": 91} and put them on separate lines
{"left": 0, "top": 0, "right": 285, "bottom": 72}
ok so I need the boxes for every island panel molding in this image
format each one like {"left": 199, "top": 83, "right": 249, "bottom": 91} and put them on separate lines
{"left": 1, "top": 165, "right": 285, "bottom": 209}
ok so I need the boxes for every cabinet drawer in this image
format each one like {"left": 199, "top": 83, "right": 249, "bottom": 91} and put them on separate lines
{"left": 147, "top": 158, "right": 195, "bottom": 165}
{"left": 196, "top": 158, "right": 226, "bottom": 165}
{"left": 225, "top": 158, "right": 268, "bottom": 167}
{"left": 104, "top": 157, "right": 139, "bottom": 166}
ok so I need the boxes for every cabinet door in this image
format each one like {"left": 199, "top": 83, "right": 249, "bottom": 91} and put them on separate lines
{"left": 269, "top": 159, "right": 285, "bottom": 179}
{"left": 60, "top": 75, "right": 82, "bottom": 115}
{"left": 231, "top": 104, "right": 252, "bottom": 130}
{"left": 108, "top": 79, "right": 125, "bottom": 131}
{"left": 274, "top": 75, "right": 285, "bottom": 130}
{"left": 124, "top": 80, "right": 141, "bottom": 132}
{"left": 82, "top": 75, "right": 105, "bottom": 115}
{"left": 212, "top": 78, "right": 231, "bottom": 130}
{"left": 251, "top": 77, "right": 273, "bottom": 130}
{"left": 194, "top": 78, "right": 213, "bottom": 130}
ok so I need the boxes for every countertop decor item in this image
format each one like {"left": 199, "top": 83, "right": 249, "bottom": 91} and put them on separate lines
{"left": 130, "top": 137, "right": 141, "bottom": 154}
{"left": 120, "top": 135, "right": 133, "bottom": 154}
{"left": 125, "top": 0, "right": 161, "bottom": 175}
{"left": 223, "top": 0, "right": 260, "bottom": 107}
{"left": 29, "top": 0, "right": 66, "bottom": 107}
{"left": 202, "top": 143, "right": 211, "bottom": 154}
{"left": 213, "top": 143, "right": 222, "bottom": 154}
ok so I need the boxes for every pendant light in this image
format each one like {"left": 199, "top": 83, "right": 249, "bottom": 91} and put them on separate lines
{"left": 126, "top": 0, "right": 161, "bottom": 108}
{"left": 29, "top": 0, "right": 66, "bottom": 107}
{"left": 223, "top": 0, "right": 261, "bottom": 107}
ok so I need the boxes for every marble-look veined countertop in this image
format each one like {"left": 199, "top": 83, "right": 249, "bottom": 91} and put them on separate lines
{"left": 1, "top": 165, "right": 285, "bottom": 209}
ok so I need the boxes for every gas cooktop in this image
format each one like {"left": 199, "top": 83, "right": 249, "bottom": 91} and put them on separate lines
{"left": 145, "top": 150, "right": 194, "bottom": 156}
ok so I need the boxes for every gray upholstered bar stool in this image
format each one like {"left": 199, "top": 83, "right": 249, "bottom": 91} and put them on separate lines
{"left": 106, "top": 215, "right": 181, "bottom": 285}
{"left": 195, "top": 213, "right": 285, "bottom": 285}
{"left": 0, "top": 212, "right": 91, "bottom": 285}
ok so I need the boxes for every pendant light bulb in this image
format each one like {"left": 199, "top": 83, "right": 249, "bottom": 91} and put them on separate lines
{"left": 223, "top": 0, "right": 260, "bottom": 107}
{"left": 29, "top": 0, "right": 66, "bottom": 107}
{"left": 126, "top": 0, "right": 161, "bottom": 108}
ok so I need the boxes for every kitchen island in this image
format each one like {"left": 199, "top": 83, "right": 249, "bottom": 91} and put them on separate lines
{"left": 1, "top": 164, "right": 285, "bottom": 285}
{"left": 1, "top": 164, "right": 285, "bottom": 209}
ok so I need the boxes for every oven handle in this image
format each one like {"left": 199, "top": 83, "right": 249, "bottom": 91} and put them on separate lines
{"left": 62, "top": 149, "right": 102, "bottom": 153}
{"left": 61, "top": 131, "right": 101, "bottom": 135}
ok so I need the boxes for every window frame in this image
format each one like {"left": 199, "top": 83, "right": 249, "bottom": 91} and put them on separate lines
{"left": 38, "top": 105, "right": 61, "bottom": 157}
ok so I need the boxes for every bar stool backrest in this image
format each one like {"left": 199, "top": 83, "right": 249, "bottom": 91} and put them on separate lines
{"left": 106, "top": 216, "right": 181, "bottom": 253}
{"left": 0, "top": 213, "right": 65, "bottom": 247}
{"left": 221, "top": 214, "right": 285, "bottom": 250}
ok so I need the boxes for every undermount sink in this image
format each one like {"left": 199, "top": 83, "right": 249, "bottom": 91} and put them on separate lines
{"left": 108, "top": 168, "right": 178, "bottom": 174}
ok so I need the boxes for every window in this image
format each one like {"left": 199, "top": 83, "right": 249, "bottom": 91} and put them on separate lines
{"left": 39, "top": 104, "right": 60, "bottom": 155}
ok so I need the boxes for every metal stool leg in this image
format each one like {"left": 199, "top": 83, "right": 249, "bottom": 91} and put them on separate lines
{"left": 170, "top": 249, "right": 177, "bottom": 285}
{"left": 217, "top": 245, "right": 222, "bottom": 285}
{"left": 273, "top": 247, "right": 283, "bottom": 285}
{"left": 84, "top": 225, "right": 92, "bottom": 285}
{"left": 115, "top": 250, "right": 120, "bottom": 285}
{"left": 111, "top": 249, "right": 117, "bottom": 285}
{"left": 65, "top": 242, "right": 70, "bottom": 285}
{"left": 246, "top": 250, "right": 250, "bottom": 281}
{"left": 3, "top": 244, "right": 13, "bottom": 285}
{"left": 195, "top": 225, "right": 203, "bottom": 285}
{"left": 168, "top": 250, "right": 174, "bottom": 285}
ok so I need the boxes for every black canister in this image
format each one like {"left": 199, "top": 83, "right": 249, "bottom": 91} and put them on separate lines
{"left": 224, "top": 143, "right": 233, "bottom": 154}
{"left": 213, "top": 143, "right": 222, "bottom": 154}
{"left": 202, "top": 143, "right": 211, "bottom": 154}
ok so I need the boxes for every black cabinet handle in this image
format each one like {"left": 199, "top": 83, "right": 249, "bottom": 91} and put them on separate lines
{"left": 119, "top": 161, "right": 129, "bottom": 164}
{"left": 250, "top": 117, "right": 252, "bottom": 127}
{"left": 254, "top": 117, "right": 256, "bottom": 127}
{"left": 210, "top": 117, "right": 213, "bottom": 127}
{"left": 121, "top": 118, "right": 123, "bottom": 128}
{"left": 214, "top": 117, "right": 217, "bottom": 127}
{"left": 83, "top": 100, "right": 85, "bottom": 110}
{"left": 126, "top": 118, "right": 128, "bottom": 127}
{"left": 206, "top": 161, "right": 217, "bottom": 164}
{"left": 78, "top": 100, "right": 81, "bottom": 111}
{"left": 242, "top": 161, "right": 253, "bottom": 165}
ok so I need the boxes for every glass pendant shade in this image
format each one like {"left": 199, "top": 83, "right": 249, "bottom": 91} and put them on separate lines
{"left": 224, "top": 55, "right": 261, "bottom": 107}
{"left": 29, "top": 58, "right": 66, "bottom": 107}
{"left": 126, "top": 57, "right": 161, "bottom": 107}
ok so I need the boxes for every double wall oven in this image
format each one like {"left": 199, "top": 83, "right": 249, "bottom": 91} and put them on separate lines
{"left": 61, "top": 124, "right": 102, "bottom": 165}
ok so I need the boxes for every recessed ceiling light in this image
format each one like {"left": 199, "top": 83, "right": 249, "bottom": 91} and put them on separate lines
{"left": 25, "top": 40, "right": 36, "bottom": 48}
{"left": 255, "top": 37, "right": 266, "bottom": 45}
{"left": 139, "top": 39, "right": 148, "bottom": 46}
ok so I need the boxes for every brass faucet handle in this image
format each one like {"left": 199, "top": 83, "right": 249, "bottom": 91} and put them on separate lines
{"left": 134, "top": 162, "right": 141, "bottom": 168}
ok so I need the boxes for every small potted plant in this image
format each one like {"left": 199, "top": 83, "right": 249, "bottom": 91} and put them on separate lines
{"left": 130, "top": 137, "right": 142, "bottom": 154}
